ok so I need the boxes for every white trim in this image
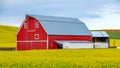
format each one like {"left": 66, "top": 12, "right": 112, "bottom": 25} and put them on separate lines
{"left": 30, "top": 42, "right": 32, "bottom": 50}
{"left": 47, "top": 35, "right": 49, "bottom": 49}
{"left": 24, "top": 23, "right": 27, "bottom": 29}
{"left": 17, "top": 40, "right": 47, "bottom": 42}
{"left": 26, "top": 15, "right": 48, "bottom": 34}
{"left": 16, "top": 20, "right": 25, "bottom": 36}
{"left": 34, "top": 34, "right": 39, "bottom": 40}
{"left": 16, "top": 17, "right": 29, "bottom": 36}
{"left": 27, "top": 30, "right": 36, "bottom": 32}
{"left": 36, "top": 23, "right": 39, "bottom": 28}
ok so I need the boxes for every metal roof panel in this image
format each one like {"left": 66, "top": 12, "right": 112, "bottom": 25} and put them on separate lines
{"left": 101, "top": 31, "right": 109, "bottom": 37}
{"left": 40, "top": 21, "right": 91, "bottom": 35}
{"left": 28, "top": 14, "right": 81, "bottom": 23}
{"left": 91, "top": 31, "right": 109, "bottom": 37}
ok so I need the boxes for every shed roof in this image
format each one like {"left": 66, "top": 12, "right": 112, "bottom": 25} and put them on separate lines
{"left": 27, "top": 14, "right": 92, "bottom": 36}
{"left": 91, "top": 31, "right": 109, "bottom": 37}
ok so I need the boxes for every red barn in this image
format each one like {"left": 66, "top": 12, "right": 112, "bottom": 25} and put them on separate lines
{"left": 17, "top": 14, "right": 92, "bottom": 50}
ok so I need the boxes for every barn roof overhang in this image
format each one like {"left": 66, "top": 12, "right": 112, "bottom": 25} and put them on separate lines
{"left": 54, "top": 40, "right": 90, "bottom": 44}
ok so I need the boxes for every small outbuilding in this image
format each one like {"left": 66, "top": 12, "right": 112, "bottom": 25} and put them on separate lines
{"left": 91, "top": 31, "right": 109, "bottom": 48}
{"left": 17, "top": 14, "right": 93, "bottom": 50}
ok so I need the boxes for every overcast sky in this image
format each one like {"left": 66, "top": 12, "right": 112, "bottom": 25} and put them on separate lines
{"left": 0, "top": 0, "right": 120, "bottom": 30}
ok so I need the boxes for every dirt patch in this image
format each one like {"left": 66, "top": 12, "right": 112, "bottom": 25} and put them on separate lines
{"left": 0, "top": 47, "right": 16, "bottom": 51}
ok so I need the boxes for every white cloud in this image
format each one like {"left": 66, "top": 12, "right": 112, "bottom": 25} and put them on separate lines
{"left": 0, "top": 16, "right": 23, "bottom": 27}
{"left": 82, "top": 13, "right": 120, "bottom": 30}
{"left": 79, "top": 1, "right": 120, "bottom": 30}
{"left": 1, "top": 0, "right": 120, "bottom": 29}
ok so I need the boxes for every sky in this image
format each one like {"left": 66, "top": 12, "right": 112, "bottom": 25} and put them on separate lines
{"left": 0, "top": 0, "right": 120, "bottom": 30}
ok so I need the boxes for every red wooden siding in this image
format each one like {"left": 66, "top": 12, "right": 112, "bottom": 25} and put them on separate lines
{"left": 48, "top": 35, "right": 92, "bottom": 49}
{"left": 17, "top": 17, "right": 47, "bottom": 50}
{"left": 28, "top": 18, "right": 35, "bottom": 31}
{"left": 17, "top": 42, "right": 47, "bottom": 50}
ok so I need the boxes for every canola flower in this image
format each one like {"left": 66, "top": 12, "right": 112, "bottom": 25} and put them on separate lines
{"left": 0, "top": 49, "right": 120, "bottom": 68}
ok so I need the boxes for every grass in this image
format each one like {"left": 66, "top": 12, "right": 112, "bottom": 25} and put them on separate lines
{"left": 0, "top": 25, "right": 18, "bottom": 47}
{"left": 0, "top": 43, "right": 16, "bottom": 47}
{"left": 109, "top": 33, "right": 120, "bottom": 39}
{"left": 0, "top": 49, "right": 120, "bottom": 68}
{"left": 91, "top": 30, "right": 120, "bottom": 39}
{"left": 0, "top": 25, "right": 18, "bottom": 43}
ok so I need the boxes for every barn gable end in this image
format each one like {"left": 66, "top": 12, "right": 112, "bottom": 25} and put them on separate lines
{"left": 17, "top": 16, "right": 47, "bottom": 50}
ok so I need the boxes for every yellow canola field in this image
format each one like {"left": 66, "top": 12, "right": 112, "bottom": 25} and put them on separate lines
{"left": 0, "top": 49, "right": 120, "bottom": 68}
{"left": 110, "top": 39, "right": 120, "bottom": 46}
{"left": 0, "top": 43, "right": 16, "bottom": 47}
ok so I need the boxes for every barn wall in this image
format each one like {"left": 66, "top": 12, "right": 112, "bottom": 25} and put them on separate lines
{"left": 92, "top": 37, "right": 109, "bottom": 48}
{"left": 17, "top": 42, "right": 47, "bottom": 50}
{"left": 17, "top": 17, "right": 47, "bottom": 50}
{"left": 48, "top": 35, "right": 92, "bottom": 49}
{"left": 62, "top": 42, "right": 93, "bottom": 49}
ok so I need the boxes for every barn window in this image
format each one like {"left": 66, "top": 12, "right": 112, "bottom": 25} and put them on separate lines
{"left": 36, "top": 23, "right": 39, "bottom": 28}
{"left": 34, "top": 34, "right": 39, "bottom": 40}
{"left": 24, "top": 23, "right": 27, "bottom": 28}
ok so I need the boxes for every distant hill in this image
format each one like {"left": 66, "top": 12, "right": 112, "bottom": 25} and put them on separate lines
{"left": 0, "top": 25, "right": 18, "bottom": 43}
{"left": 91, "top": 30, "right": 120, "bottom": 39}
{"left": 104, "top": 30, "right": 120, "bottom": 39}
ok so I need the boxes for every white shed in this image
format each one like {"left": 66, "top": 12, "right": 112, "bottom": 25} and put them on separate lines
{"left": 55, "top": 40, "right": 93, "bottom": 49}
{"left": 91, "top": 31, "right": 109, "bottom": 48}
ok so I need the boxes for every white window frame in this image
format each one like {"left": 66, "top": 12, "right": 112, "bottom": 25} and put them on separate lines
{"left": 24, "top": 23, "right": 27, "bottom": 28}
{"left": 34, "top": 34, "right": 39, "bottom": 40}
{"left": 36, "top": 23, "right": 39, "bottom": 28}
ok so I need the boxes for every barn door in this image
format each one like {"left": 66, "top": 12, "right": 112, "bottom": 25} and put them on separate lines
{"left": 28, "top": 18, "right": 35, "bottom": 31}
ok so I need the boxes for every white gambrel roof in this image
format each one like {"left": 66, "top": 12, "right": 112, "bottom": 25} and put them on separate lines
{"left": 27, "top": 14, "right": 92, "bottom": 36}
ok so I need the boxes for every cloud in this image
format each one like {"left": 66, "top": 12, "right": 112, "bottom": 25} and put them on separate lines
{"left": 81, "top": 10, "right": 120, "bottom": 30}
{"left": 111, "top": 11, "right": 120, "bottom": 14}
{"left": 1, "top": 0, "right": 120, "bottom": 29}
{"left": 2, "top": 0, "right": 120, "bottom": 16}
{"left": 0, "top": 16, "right": 23, "bottom": 27}
{"left": 78, "top": 13, "right": 102, "bottom": 18}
